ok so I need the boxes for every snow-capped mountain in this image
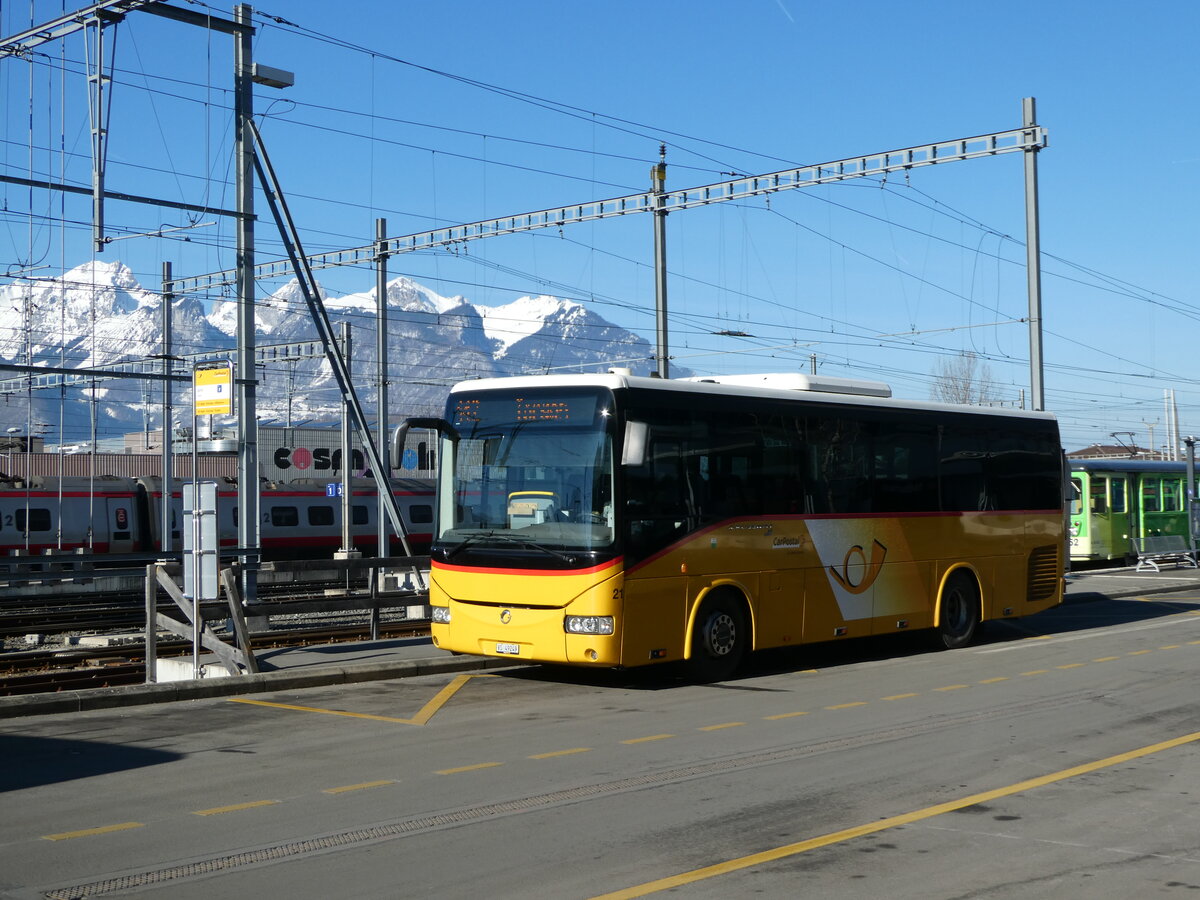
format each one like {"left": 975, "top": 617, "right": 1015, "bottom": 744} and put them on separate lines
{"left": 0, "top": 260, "right": 674, "bottom": 441}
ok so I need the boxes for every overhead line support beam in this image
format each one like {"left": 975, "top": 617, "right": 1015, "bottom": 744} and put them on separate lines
{"left": 171, "top": 124, "right": 1048, "bottom": 296}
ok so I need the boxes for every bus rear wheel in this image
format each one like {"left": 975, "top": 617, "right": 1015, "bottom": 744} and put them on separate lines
{"left": 687, "top": 593, "right": 746, "bottom": 682}
{"left": 935, "top": 570, "right": 981, "bottom": 650}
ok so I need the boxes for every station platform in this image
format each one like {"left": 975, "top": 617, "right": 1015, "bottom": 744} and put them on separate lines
{"left": 2, "top": 565, "right": 1198, "bottom": 720}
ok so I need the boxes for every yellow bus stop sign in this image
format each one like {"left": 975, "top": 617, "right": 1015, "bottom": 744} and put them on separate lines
{"left": 194, "top": 363, "right": 234, "bottom": 417}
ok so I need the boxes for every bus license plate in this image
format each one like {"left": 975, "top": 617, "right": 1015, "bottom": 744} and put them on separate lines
{"left": 496, "top": 642, "right": 520, "bottom": 655}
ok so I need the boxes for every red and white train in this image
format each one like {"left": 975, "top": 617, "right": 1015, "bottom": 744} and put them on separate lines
{"left": 0, "top": 475, "right": 434, "bottom": 558}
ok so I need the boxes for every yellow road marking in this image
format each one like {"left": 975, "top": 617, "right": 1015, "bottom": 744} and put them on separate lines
{"left": 42, "top": 822, "right": 142, "bottom": 841}
{"left": 699, "top": 722, "right": 745, "bottom": 731}
{"left": 530, "top": 748, "right": 591, "bottom": 759}
{"left": 935, "top": 684, "right": 969, "bottom": 692}
{"left": 436, "top": 762, "right": 503, "bottom": 775}
{"left": 881, "top": 693, "right": 918, "bottom": 701}
{"left": 1160, "top": 645, "right": 1181, "bottom": 650}
{"left": 1190, "top": 640, "right": 1200, "bottom": 645}
{"left": 1128, "top": 649, "right": 1152, "bottom": 656}
{"left": 1020, "top": 669, "right": 1048, "bottom": 676}
{"left": 591, "top": 729, "right": 1200, "bottom": 899}
{"left": 228, "top": 673, "right": 491, "bottom": 726}
{"left": 407, "top": 674, "right": 493, "bottom": 725}
{"left": 764, "top": 711, "right": 809, "bottom": 720}
{"left": 228, "top": 699, "right": 414, "bottom": 723}
{"left": 825, "top": 702, "right": 868, "bottom": 710}
{"left": 1092, "top": 657, "right": 1121, "bottom": 663}
{"left": 1056, "top": 663, "right": 1085, "bottom": 670}
{"left": 621, "top": 734, "right": 674, "bottom": 744}
{"left": 978, "top": 677, "right": 1009, "bottom": 684}
{"left": 323, "top": 780, "right": 397, "bottom": 794}
{"left": 193, "top": 800, "right": 279, "bottom": 816}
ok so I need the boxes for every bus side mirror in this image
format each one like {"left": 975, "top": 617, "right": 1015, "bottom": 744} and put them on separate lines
{"left": 393, "top": 417, "right": 459, "bottom": 469}
{"left": 623, "top": 421, "right": 648, "bottom": 467}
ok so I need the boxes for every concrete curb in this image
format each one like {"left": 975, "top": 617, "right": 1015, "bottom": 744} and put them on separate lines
{"left": 0, "top": 653, "right": 521, "bottom": 720}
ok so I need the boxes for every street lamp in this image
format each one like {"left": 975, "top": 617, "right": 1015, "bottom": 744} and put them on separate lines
{"left": 3, "top": 426, "right": 19, "bottom": 475}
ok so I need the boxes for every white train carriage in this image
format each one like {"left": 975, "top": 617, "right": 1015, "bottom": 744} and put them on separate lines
{"left": 0, "top": 475, "right": 139, "bottom": 555}
{"left": 0, "top": 475, "right": 433, "bottom": 558}
{"left": 136, "top": 476, "right": 434, "bottom": 557}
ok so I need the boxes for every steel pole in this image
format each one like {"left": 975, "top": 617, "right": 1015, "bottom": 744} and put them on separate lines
{"left": 234, "top": 4, "right": 259, "bottom": 604}
{"left": 652, "top": 146, "right": 669, "bottom": 379}
{"left": 375, "top": 218, "right": 389, "bottom": 557}
{"left": 161, "top": 262, "right": 173, "bottom": 553}
{"left": 1023, "top": 97, "right": 1046, "bottom": 412}
{"left": 1187, "top": 437, "right": 1197, "bottom": 555}
{"left": 340, "top": 322, "right": 353, "bottom": 553}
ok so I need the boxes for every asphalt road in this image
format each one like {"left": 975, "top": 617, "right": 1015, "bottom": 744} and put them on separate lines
{"left": 2, "top": 582, "right": 1199, "bottom": 899}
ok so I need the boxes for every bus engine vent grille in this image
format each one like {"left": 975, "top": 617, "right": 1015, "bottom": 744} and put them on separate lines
{"left": 1026, "top": 544, "right": 1060, "bottom": 603}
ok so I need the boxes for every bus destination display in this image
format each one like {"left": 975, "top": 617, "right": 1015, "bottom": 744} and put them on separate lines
{"left": 452, "top": 392, "right": 601, "bottom": 427}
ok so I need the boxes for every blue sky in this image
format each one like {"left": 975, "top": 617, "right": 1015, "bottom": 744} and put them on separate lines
{"left": 2, "top": 0, "right": 1197, "bottom": 451}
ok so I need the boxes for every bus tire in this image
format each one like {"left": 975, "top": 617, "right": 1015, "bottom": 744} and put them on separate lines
{"left": 935, "top": 570, "right": 981, "bottom": 650}
{"left": 687, "top": 592, "right": 746, "bottom": 682}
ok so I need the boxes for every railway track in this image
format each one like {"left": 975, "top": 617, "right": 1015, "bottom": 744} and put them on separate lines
{"left": 0, "top": 619, "right": 431, "bottom": 696}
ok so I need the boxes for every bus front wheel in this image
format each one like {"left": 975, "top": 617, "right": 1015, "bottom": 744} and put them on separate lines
{"left": 687, "top": 593, "right": 746, "bottom": 682}
{"left": 935, "top": 571, "right": 981, "bottom": 650}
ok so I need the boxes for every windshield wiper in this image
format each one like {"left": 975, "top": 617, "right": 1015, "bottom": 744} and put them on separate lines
{"left": 444, "top": 531, "right": 576, "bottom": 564}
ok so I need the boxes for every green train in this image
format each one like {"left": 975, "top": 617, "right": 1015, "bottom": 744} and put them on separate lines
{"left": 1069, "top": 459, "right": 1195, "bottom": 563}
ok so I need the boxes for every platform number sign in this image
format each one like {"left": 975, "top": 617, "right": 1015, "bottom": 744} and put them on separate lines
{"left": 193, "top": 362, "right": 234, "bottom": 417}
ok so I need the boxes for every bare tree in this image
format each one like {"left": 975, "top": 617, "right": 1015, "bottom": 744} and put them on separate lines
{"left": 931, "top": 352, "right": 1000, "bottom": 405}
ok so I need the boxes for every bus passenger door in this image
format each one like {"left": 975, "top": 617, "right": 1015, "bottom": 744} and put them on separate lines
{"left": 620, "top": 431, "right": 693, "bottom": 664}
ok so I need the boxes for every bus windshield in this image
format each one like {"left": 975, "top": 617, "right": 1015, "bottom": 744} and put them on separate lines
{"left": 437, "top": 388, "right": 616, "bottom": 556}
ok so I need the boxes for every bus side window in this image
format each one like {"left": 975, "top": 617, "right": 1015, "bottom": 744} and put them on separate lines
{"left": 625, "top": 436, "right": 689, "bottom": 550}
{"left": 940, "top": 424, "right": 988, "bottom": 512}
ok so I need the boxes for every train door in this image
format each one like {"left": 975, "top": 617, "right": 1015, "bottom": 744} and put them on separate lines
{"left": 1107, "top": 476, "right": 1131, "bottom": 559}
{"left": 1068, "top": 475, "right": 1087, "bottom": 558}
{"left": 107, "top": 497, "right": 136, "bottom": 553}
{"left": 1086, "top": 475, "right": 1128, "bottom": 561}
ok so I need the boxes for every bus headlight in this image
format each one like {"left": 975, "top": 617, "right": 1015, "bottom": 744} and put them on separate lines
{"left": 431, "top": 606, "right": 451, "bottom": 625}
{"left": 564, "top": 615, "right": 614, "bottom": 635}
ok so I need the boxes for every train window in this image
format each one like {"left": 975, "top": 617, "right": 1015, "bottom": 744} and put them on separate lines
{"left": 352, "top": 505, "right": 369, "bottom": 525}
{"left": 309, "top": 505, "right": 335, "bottom": 526}
{"left": 271, "top": 506, "right": 299, "bottom": 527}
{"left": 1089, "top": 478, "right": 1107, "bottom": 514}
{"left": 1163, "top": 479, "right": 1181, "bottom": 513}
{"left": 1069, "top": 478, "right": 1083, "bottom": 516}
{"left": 409, "top": 504, "right": 433, "bottom": 524}
{"left": 1142, "top": 479, "right": 1162, "bottom": 513}
{"left": 1110, "top": 477, "right": 1126, "bottom": 513}
{"left": 17, "top": 508, "right": 52, "bottom": 531}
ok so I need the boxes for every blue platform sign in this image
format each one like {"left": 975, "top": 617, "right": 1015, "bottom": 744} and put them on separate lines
{"left": 326, "top": 482, "right": 343, "bottom": 498}
{"left": 402, "top": 448, "right": 418, "bottom": 469}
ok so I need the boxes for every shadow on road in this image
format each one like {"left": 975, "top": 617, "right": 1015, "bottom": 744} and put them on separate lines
{"left": 0, "top": 734, "right": 181, "bottom": 792}
{"left": 496, "top": 589, "right": 1200, "bottom": 691}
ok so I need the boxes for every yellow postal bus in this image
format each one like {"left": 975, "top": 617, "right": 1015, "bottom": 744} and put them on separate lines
{"left": 411, "top": 372, "right": 1064, "bottom": 680}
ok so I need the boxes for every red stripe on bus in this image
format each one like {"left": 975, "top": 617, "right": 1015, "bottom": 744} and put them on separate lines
{"left": 432, "top": 558, "right": 622, "bottom": 578}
